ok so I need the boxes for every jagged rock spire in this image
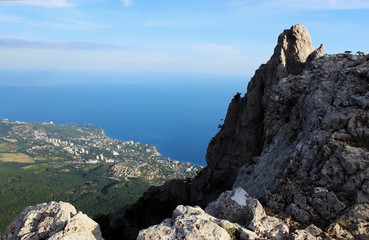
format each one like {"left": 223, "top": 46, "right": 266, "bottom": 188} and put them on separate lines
{"left": 263, "top": 23, "right": 321, "bottom": 86}
{"left": 276, "top": 23, "right": 315, "bottom": 74}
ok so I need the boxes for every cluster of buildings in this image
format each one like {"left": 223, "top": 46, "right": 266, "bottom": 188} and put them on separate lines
{"left": 0, "top": 119, "right": 202, "bottom": 183}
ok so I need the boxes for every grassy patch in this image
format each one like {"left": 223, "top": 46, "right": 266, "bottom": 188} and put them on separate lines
{"left": 0, "top": 147, "right": 8, "bottom": 152}
{"left": 35, "top": 156, "right": 48, "bottom": 161}
{"left": 47, "top": 156, "right": 65, "bottom": 161}
{"left": 337, "top": 218, "right": 355, "bottom": 231}
{"left": 224, "top": 227, "right": 236, "bottom": 240}
{"left": 0, "top": 153, "right": 34, "bottom": 163}
{"left": 0, "top": 138, "right": 17, "bottom": 143}
{"left": 0, "top": 142, "right": 18, "bottom": 153}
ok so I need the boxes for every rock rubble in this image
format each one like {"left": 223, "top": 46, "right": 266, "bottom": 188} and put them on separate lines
{"left": 138, "top": 188, "right": 331, "bottom": 240}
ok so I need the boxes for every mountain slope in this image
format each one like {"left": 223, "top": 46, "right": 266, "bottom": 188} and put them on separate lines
{"left": 109, "top": 23, "right": 369, "bottom": 239}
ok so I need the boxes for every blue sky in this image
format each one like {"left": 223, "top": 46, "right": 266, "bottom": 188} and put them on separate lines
{"left": 0, "top": 0, "right": 368, "bottom": 75}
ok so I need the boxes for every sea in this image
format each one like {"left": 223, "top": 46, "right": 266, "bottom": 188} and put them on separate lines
{"left": 0, "top": 71, "right": 249, "bottom": 166}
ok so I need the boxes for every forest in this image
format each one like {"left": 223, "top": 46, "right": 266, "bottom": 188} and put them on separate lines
{"left": 0, "top": 160, "right": 150, "bottom": 232}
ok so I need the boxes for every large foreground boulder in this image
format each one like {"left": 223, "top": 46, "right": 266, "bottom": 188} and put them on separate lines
{"left": 137, "top": 205, "right": 234, "bottom": 240}
{"left": 1, "top": 201, "right": 103, "bottom": 240}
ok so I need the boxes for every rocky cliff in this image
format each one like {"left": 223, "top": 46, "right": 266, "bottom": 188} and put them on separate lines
{"left": 2, "top": 23, "right": 369, "bottom": 240}
{"left": 123, "top": 23, "right": 369, "bottom": 239}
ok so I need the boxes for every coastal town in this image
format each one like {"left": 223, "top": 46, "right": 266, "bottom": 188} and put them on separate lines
{"left": 0, "top": 119, "right": 202, "bottom": 185}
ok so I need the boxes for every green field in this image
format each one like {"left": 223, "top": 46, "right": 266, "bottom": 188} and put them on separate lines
{"left": 0, "top": 161, "right": 150, "bottom": 232}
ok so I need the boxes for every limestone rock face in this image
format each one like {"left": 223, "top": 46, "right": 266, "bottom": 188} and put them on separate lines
{"left": 190, "top": 23, "right": 319, "bottom": 207}
{"left": 233, "top": 52, "right": 369, "bottom": 229}
{"left": 2, "top": 201, "right": 103, "bottom": 240}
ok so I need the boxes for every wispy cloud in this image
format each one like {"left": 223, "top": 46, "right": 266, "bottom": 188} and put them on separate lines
{"left": 43, "top": 19, "right": 107, "bottom": 31}
{"left": 272, "top": 0, "right": 369, "bottom": 9}
{"left": 0, "top": 13, "right": 23, "bottom": 23}
{"left": 230, "top": 0, "right": 369, "bottom": 9}
{"left": 121, "top": 0, "right": 133, "bottom": 7}
{"left": 3, "top": 0, "right": 75, "bottom": 8}
{"left": 0, "top": 38, "right": 120, "bottom": 49}
{"left": 0, "top": 44, "right": 252, "bottom": 75}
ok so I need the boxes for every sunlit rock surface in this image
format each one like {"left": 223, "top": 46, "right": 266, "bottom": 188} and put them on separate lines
{"left": 2, "top": 201, "right": 103, "bottom": 240}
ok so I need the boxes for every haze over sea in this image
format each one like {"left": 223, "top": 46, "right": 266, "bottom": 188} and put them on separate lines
{"left": 0, "top": 71, "right": 247, "bottom": 166}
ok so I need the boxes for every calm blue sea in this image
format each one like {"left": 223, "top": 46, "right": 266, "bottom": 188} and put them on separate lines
{"left": 0, "top": 71, "right": 248, "bottom": 166}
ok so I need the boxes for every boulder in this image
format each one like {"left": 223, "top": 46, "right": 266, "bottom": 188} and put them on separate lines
{"left": 205, "top": 187, "right": 266, "bottom": 228}
{"left": 137, "top": 205, "right": 233, "bottom": 240}
{"left": 206, "top": 188, "right": 289, "bottom": 239}
{"left": 2, "top": 201, "right": 103, "bottom": 240}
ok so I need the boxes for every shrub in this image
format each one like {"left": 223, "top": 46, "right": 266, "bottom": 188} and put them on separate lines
{"left": 224, "top": 226, "right": 236, "bottom": 239}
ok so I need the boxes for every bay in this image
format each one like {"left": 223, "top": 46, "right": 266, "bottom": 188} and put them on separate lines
{"left": 0, "top": 71, "right": 248, "bottom": 166}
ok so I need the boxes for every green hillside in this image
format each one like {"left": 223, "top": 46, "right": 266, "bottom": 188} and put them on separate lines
{"left": 0, "top": 119, "right": 201, "bottom": 232}
{"left": 0, "top": 161, "right": 150, "bottom": 232}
